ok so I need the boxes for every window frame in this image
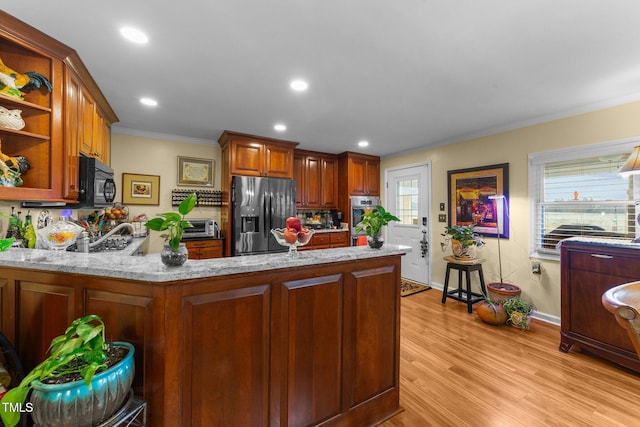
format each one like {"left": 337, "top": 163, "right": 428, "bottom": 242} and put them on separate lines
{"left": 528, "top": 136, "right": 639, "bottom": 260}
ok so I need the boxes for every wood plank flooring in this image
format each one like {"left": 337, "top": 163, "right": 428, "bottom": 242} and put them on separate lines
{"left": 379, "top": 288, "right": 640, "bottom": 427}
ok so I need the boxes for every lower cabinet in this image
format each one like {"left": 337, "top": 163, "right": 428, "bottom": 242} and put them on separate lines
{"left": 300, "top": 231, "right": 349, "bottom": 251}
{"left": 560, "top": 241, "right": 640, "bottom": 372}
{"left": 1, "top": 255, "right": 401, "bottom": 426}
{"left": 183, "top": 239, "right": 224, "bottom": 259}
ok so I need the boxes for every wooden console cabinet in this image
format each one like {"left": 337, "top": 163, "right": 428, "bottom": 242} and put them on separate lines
{"left": 0, "top": 11, "right": 116, "bottom": 202}
{"left": 560, "top": 240, "right": 640, "bottom": 372}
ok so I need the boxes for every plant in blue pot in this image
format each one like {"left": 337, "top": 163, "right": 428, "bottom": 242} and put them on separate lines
{"left": 0, "top": 315, "right": 135, "bottom": 427}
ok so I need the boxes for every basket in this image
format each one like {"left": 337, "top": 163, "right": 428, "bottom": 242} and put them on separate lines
{"left": 0, "top": 106, "right": 25, "bottom": 130}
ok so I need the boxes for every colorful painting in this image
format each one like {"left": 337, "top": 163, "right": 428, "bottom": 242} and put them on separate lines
{"left": 447, "top": 163, "right": 509, "bottom": 238}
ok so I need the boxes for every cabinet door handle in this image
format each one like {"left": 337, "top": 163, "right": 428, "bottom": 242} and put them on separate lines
{"left": 591, "top": 254, "right": 614, "bottom": 259}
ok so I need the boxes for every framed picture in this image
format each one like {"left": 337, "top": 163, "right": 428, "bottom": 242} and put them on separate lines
{"left": 177, "top": 156, "right": 214, "bottom": 187}
{"left": 122, "top": 173, "right": 160, "bottom": 205}
{"left": 447, "top": 163, "right": 509, "bottom": 238}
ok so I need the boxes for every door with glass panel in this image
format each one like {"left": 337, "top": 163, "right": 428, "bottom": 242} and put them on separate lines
{"left": 386, "top": 163, "right": 431, "bottom": 285}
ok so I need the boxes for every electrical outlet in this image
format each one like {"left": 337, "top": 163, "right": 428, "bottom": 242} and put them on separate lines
{"left": 438, "top": 214, "right": 446, "bottom": 222}
{"left": 531, "top": 262, "right": 541, "bottom": 275}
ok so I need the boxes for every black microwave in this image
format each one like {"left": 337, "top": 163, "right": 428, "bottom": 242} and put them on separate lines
{"left": 78, "top": 156, "right": 116, "bottom": 208}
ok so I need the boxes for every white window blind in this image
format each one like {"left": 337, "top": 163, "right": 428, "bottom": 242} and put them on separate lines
{"left": 529, "top": 139, "right": 638, "bottom": 258}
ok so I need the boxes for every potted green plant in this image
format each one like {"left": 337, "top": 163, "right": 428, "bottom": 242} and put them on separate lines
{"left": 503, "top": 297, "right": 535, "bottom": 330}
{"left": 145, "top": 192, "right": 197, "bottom": 266}
{"left": 0, "top": 315, "right": 134, "bottom": 427}
{"left": 355, "top": 205, "right": 400, "bottom": 249}
{"left": 441, "top": 224, "right": 484, "bottom": 259}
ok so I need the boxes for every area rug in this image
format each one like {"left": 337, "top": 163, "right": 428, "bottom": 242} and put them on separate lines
{"left": 401, "top": 278, "right": 430, "bottom": 297}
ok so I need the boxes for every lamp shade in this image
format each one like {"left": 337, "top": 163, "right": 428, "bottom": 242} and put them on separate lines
{"left": 618, "top": 146, "right": 640, "bottom": 177}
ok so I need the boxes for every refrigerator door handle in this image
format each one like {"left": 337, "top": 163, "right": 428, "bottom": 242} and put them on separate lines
{"left": 263, "top": 193, "right": 269, "bottom": 239}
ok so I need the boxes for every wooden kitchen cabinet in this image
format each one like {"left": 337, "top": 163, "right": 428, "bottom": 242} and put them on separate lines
{"left": 299, "top": 230, "right": 349, "bottom": 251}
{"left": 338, "top": 151, "right": 380, "bottom": 196}
{"left": 219, "top": 131, "right": 298, "bottom": 179}
{"left": 294, "top": 149, "right": 338, "bottom": 209}
{"left": 1, "top": 251, "right": 402, "bottom": 426}
{"left": 560, "top": 240, "right": 640, "bottom": 373}
{"left": 183, "top": 239, "right": 223, "bottom": 259}
{"left": 0, "top": 11, "right": 116, "bottom": 202}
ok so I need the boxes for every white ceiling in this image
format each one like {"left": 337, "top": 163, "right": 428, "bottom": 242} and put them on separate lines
{"left": 4, "top": 1, "right": 640, "bottom": 157}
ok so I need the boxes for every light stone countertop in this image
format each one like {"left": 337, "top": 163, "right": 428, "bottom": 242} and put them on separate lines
{"left": 0, "top": 244, "right": 410, "bottom": 283}
{"left": 558, "top": 237, "right": 640, "bottom": 250}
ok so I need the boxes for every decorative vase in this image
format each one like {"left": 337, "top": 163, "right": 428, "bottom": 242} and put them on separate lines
{"left": 487, "top": 282, "right": 521, "bottom": 303}
{"left": 367, "top": 233, "right": 384, "bottom": 249}
{"left": 508, "top": 311, "right": 532, "bottom": 330}
{"left": 476, "top": 301, "right": 507, "bottom": 325}
{"left": 161, "top": 243, "right": 188, "bottom": 266}
{"left": 29, "top": 342, "right": 135, "bottom": 427}
{"left": 451, "top": 239, "right": 475, "bottom": 259}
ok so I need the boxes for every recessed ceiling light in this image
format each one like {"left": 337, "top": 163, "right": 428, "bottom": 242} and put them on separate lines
{"left": 140, "top": 97, "right": 158, "bottom": 107}
{"left": 120, "top": 26, "right": 149, "bottom": 44}
{"left": 274, "top": 123, "right": 287, "bottom": 132}
{"left": 290, "top": 79, "right": 309, "bottom": 92}
{"left": 358, "top": 140, "right": 369, "bottom": 148}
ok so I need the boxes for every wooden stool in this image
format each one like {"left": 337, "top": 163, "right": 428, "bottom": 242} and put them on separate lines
{"left": 441, "top": 257, "right": 487, "bottom": 313}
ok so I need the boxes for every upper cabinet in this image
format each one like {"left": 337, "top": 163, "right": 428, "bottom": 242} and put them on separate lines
{"left": 338, "top": 151, "right": 380, "bottom": 196}
{"left": 294, "top": 149, "right": 338, "bottom": 209}
{"left": 0, "top": 11, "right": 117, "bottom": 202}
{"left": 219, "top": 131, "right": 298, "bottom": 179}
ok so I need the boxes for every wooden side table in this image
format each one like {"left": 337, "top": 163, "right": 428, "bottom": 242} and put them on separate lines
{"left": 441, "top": 256, "right": 487, "bottom": 313}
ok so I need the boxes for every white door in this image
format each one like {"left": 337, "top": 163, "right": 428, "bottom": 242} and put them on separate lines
{"left": 386, "top": 163, "right": 431, "bottom": 285}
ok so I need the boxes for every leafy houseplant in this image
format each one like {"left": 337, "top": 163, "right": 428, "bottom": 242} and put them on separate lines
{"left": 145, "top": 192, "right": 196, "bottom": 266}
{"left": 355, "top": 205, "right": 400, "bottom": 249}
{"left": 144, "top": 192, "right": 197, "bottom": 250}
{"left": 503, "top": 297, "right": 535, "bottom": 330}
{"left": 0, "top": 315, "right": 134, "bottom": 427}
{"left": 441, "top": 224, "right": 484, "bottom": 258}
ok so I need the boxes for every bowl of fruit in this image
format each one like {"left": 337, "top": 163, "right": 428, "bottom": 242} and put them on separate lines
{"left": 271, "top": 217, "right": 314, "bottom": 256}
{"left": 37, "top": 219, "right": 85, "bottom": 251}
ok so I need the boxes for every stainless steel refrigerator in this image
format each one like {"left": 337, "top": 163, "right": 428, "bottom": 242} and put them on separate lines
{"left": 232, "top": 176, "right": 296, "bottom": 256}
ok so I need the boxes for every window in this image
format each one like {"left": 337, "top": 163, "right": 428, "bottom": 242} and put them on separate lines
{"left": 529, "top": 138, "right": 638, "bottom": 259}
{"left": 396, "top": 178, "right": 419, "bottom": 225}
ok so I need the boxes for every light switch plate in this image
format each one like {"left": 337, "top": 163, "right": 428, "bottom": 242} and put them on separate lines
{"left": 439, "top": 203, "right": 445, "bottom": 211}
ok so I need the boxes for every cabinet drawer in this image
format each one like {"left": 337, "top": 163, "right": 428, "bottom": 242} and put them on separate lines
{"left": 312, "top": 234, "right": 331, "bottom": 246}
{"left": 569, "top": 250, "right": 640, "bottom": 277}
{"left": 330, "top": 232, "right": 347, "bottom": 244}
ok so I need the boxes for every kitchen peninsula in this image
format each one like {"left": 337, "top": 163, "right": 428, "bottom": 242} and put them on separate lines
{"left": 0, "top": 244, "right": 408, "bottom": 426}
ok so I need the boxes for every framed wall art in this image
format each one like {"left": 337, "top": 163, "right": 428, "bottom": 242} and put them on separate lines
{"left": 177, "top": 156, "right": 214, "bottom": 187}
{"left": 122, "top": 173, "right": 160, "bottom": 205}
{"left": 447, "top": 163, "right": 509, "bottom": 238}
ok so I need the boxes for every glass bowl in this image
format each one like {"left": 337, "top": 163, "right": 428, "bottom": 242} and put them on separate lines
{"left": 271, "top": 228, "right": 315, "bottom": 256}
{"left": 37, "top": 220, "right": 85, "bottom": 250}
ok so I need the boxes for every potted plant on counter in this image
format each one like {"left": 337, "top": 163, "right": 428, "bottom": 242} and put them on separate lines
{"left": 0, "top": 315, "right": 135, "bottom": 427}
{"left": 355, "top": 205, "right": 400, "bottom": 249}
{"left": 441, "top": 224, "right": 484, "bottom": 259}
{"left": 145, "top": 192, "right": 197, "bottom": 266}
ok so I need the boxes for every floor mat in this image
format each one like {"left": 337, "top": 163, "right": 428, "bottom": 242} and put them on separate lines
{"left": 401, "top": 278, "right": 430, "bottom": 297}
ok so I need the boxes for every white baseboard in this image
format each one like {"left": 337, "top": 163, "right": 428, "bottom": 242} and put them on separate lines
{"left": 430, "top": 281, "right": 560, "bottom": 326}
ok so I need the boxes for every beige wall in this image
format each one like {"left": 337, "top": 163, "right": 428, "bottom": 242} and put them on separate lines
{"left": 381, "top": 100, "right": 640, "bottom": 320}
{"left": 110, "top": 133, "right": 222, "bottom": 253}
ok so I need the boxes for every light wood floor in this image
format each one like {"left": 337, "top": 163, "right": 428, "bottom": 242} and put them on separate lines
{"left": 379, "top": 288, "right": 640, "bottom": 427}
